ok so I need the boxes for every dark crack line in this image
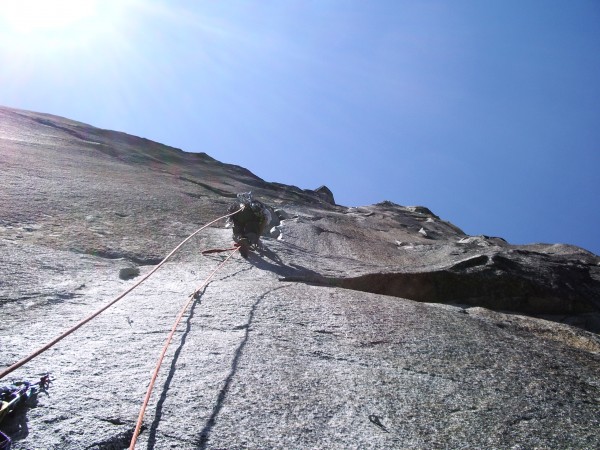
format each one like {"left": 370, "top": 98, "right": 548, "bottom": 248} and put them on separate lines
{"left": 196, "top": 285, "right": 289, "bottom": 449}
{"left": 146, "top": 285, "right": 208, "bottom": 450}
{"left": 212, "top": 265, "right": 254, "bottom": 283}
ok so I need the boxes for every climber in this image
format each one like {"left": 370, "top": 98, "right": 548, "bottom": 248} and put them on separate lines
{"left": 228, "top": 192, "right": 270, "bottom": 257}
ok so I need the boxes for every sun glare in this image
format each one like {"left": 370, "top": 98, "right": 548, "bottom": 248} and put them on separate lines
{"left": 0, "top": 0, "right": 98, "bottom": 33}
{"left": 0, "top": 0, "right": 138, "bottom": 56}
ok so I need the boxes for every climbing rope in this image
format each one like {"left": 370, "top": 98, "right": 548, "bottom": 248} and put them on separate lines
{"left": 129, "top": 246, "right": 240, "bottom": 449}
{"left": 0, "top": 207, "right": 242, "bottom": 381}
{"left": 201, "top": 245, "right": 240, "bottom": 254}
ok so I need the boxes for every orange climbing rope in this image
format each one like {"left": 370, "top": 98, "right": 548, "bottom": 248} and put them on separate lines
{"left": 129, "top": 246, "right": 240, "bottom": 449}
{"left": 0, "top": 207, "right": 242, "bottom": 381}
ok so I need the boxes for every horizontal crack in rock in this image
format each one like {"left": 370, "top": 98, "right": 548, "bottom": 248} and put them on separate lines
{"left": 325, "top": 268, "right": 597, "bottom": 316}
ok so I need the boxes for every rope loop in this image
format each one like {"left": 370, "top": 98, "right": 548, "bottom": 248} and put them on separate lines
{"left": 0, "top": 207, "right": 242, "bottom": 381}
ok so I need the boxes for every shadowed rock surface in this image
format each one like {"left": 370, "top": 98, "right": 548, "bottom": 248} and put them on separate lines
{"left": 1, "top": 105, "right": 599, "bottom": 449}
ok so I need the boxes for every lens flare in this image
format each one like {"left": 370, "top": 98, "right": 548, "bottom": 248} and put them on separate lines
{"left": 0, "top": 0, "right": 97, "bottom": 33}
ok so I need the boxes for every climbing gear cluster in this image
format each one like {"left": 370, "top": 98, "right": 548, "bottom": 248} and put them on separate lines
{"left": 0, "top": 374, "right": 52, "bottom": 449}
{"left": 0, "top": 374, "right": 51, "bottom": 424}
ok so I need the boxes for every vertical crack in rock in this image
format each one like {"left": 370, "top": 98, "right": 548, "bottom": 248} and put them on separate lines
{"left": 145, "top": 267, "right": 253, "bottom": 448}
{"left": 196, "top": 286, "right": 289, "bottom": 449}
{"left": 145, "top": 286, "right": 208, "bottom": 449}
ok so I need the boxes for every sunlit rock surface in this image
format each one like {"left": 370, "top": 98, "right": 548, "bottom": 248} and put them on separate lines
{"left": 1, "top": 106, "right": 599, "bottom": 449}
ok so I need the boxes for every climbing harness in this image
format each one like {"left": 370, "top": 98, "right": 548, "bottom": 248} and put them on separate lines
{"left": 129, "top": 246, "right": 240, "bottom": 449}
{"left": 0, "top": 208, "right": 242, "bottom": 382}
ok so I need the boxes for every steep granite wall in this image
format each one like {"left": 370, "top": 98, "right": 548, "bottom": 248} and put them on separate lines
{"left": 1, "top": 106, "right": 599, "bottom": 449}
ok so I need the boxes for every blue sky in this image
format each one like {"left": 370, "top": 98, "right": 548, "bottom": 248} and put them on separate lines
{"left": 1, "top": 1, "right": 599, "bottom": 254}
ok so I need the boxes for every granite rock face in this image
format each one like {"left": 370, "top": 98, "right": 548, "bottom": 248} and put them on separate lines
{"left": 1, "top": 106, "right": 599, "bottom": 449}
{"left": 313, "top": 185, "right": 335, "bottom": 205}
